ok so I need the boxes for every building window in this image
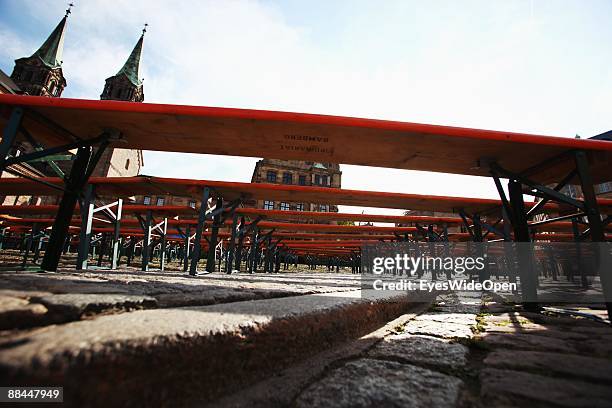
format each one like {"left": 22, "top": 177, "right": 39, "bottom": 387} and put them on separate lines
{"left": 266, "top": 171, "right": 277, "bottom": 183}
{"left": 264, "top": 200, "right": 274, "bottom": 210}
{"left": 282, "top": 172, "right": 292, "bottom": 184}
{"left": 298, "top": 175, "right": 306, "bottom": 186}
{"left": 188, "top": 200, "right": 197, "bottom": 209}
{"left": 125, "top": 159, "right": 130, "bottom": 170}
{"left": 314, "top": 175, "right": 321, "bottom": 185}
{"left": 143, "top": 196, "right": 151, "bottom": 205}
{"left": 596, "top": 182, "right": 612, "bottom": 195}
{"left": 156, "top": 197, "right": 165, "bottom": 206}
{"left": 320, "top": 204, "right": 329, "bottom": 212}
{"left": 321, "top": 175, "right": 328, "bottom": 186}
{"left": 296, "top": 203, "right": 304, "bottom": 211}
{"left": 280, "top": 202, "right": 290, "bottom": 211}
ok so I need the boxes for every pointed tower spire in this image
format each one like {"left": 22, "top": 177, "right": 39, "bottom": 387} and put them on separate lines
{"left": 116, "top": 24, "right": 146, "bottom": 86}
{"left": 32, "top": 3, "right": 72, "bottom": 68}
{"left": 10, "top": 4, "right": 72, "bottom": 97}
{"left": 100, "top": 25, "right": 146, "bottom": 102}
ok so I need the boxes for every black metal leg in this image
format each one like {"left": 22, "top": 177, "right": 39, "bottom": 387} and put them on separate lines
{"left": 249, "top": 228, "right": 258, "bottom": 274}
{"left": 97, "top": 233, "right": 107, "bottom": 267}
{"left": 111, "top": 199, "right": 123, "bottom": 269}
{"left": 159, "top": 218, "right": 167, "bottom": 271}
{"left": 142, "top": 210, "right": 152, "bottom": 271}
{"left": 190, "top": 188, "right": 210, "bottom": 275}
{"left": 183, "top": 224, "right": 190, "bottom": 272}
{"left": 32, "top": 223, "right": 41, "bottom": 264}
{"left": 76, "top": 185, "right": 94, "bottom": 270}
{"left": 206, "top": 196, "right": 223, "bottom": 273}
{"left": 41, "top": 146, "right": 95, "bottom": 272}
{"left": 508, "top": 179, "right": 539, "bottom": 310}
{"left": 226, "top": 213, "right": 238, "bottom": 273}
{"left": 575, "top": 150, "right": 612, "bottom": 320}
{"left": 235, "top": 217, "right": 246, "bottom": 271}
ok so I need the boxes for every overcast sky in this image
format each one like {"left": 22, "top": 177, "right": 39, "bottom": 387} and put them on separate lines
{"left": 1, "top": 0, "right": 610, "bottom": 215}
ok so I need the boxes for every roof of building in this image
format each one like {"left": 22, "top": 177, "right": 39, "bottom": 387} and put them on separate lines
{"left": 114, "top": 33, "right": 144, "bottom": 86}
{"left": 0, "top": 69, "right": 20, "bottom": 94}
{"left": 29, "top": 15, "right": 68, "bottom": 68}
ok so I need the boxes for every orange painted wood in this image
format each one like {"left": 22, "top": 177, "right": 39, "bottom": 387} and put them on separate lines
{"left": 1, "top": 95, "right": 611, "bottom": 183}
{"left": 4, "top": 176, "right": 611, "bottom": 216}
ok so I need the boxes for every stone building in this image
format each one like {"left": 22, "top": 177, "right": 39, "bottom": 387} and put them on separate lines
{"left": 92, "top": 28, "right": 147, "bottom": 177}
{"left": 0, "top": 69, "right": 21, "bottom": 95}
{"left": 249, "top": 159, "right": 341, "bottom": 215}
{"left": 10, "top": 10, "right": 69, "bottom": 97}
{"left": 0, "top": 7, "right": 144, "bottom": 205}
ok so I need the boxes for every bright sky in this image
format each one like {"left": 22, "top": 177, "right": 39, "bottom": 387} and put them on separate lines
{"left": 1, "top": 0, "right": 611, "bottom": 215}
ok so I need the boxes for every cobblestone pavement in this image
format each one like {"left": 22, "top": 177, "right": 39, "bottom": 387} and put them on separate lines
{"left": 1, "top": 262, "right": 611, "bottom": 407}
{"left": 293, "top": 291, "right": 612, "bottom": 408}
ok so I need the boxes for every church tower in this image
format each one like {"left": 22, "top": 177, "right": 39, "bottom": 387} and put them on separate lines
{"left": 100, "top": 26, "right": 146, "bottom": 102}
{"left": 10, "top": 5, "right": 72, "bottom": 97}
{"left": 90, "top": 26, "right": 146, "bottom": 178}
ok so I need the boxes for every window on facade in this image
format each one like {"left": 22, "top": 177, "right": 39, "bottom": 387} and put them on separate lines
{"left": 596, "top": 182, "right": 612, "bottom": 195}
{"left": 282, "top": 172, "right": 292, "bottom": 184}
{"left": 314, "top": 175, "right": 321, "bottom": 185}
{"left": 143, "top": 196, "right": 151, "bottom": 205}
{"left": 266, "top": 171, "right": 277, "bottom": 183}
{"left": 125, "top": 159, "right": 130, "bottom": 170}
{"left": 296, "top": 203, "right": 304, "bottom": 211}
{"left": 156, "top": 197, "right": 165, "bottom": 206}
{"left": 298, "top": 175, "right": 307, "bottom": 186}
{"left": 280, "top": 202, "right": 290, "bottom": 211}
{"left": 188, "top": 200, "right": 197, "bottom": 209}
{"left": 264, "top": 200, "right": 274, "bottom": 210}
{"left": 321, "top": 175, "right": 328, "bottom": 186}
{"left": 320, "top": 204, "right": 329, "bottom": 212}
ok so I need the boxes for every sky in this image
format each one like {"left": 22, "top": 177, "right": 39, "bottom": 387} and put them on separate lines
{"left": 1, "top": 0, "right": 611, "bottom": 216}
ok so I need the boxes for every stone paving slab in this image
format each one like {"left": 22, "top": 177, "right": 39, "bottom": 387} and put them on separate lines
{"left": 582, "top": 335, "right": 612, "bottom": 358}
{"left": 480, "top": 368, "right": 612, "bottom": 408}
{"left": 481, "top": 316, "right": 591, "bottom": 340}
{"left": 414, "top": 312, "right": 478, "bottom": 325}
{"left": 0, "top": 295, "right": 48, "bottom": 330}
{"left": 481, "top": 332, "right": 577, "bottom": 353}
{"left": 484, "top": 350, "right": 612, "bottom": 383}
{"left": 403, "top": 316, "right": 475, "bottom": 339}
{"left": 0, "top": 289, "right": 430, "bottom": 407}
{"left": 368, "top": 334, "right": 468, "bottom": 369}
{"left": 32, "top": 293, "right": 158, "bottom": 318}
{"left": 295, "top": 358, "right": 463, "bottom": 408}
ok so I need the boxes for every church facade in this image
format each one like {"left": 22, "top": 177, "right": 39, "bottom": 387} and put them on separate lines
{"left": 0, "top": 7, "right": 144, "bottom": 205}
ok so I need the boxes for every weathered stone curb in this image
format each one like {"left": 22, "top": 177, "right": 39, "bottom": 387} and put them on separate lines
{"left": 0, "top": 271, "right": 362, "bottom": 329}
{"left": 0, "top": 289, "right": 433, "bottom": 407}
